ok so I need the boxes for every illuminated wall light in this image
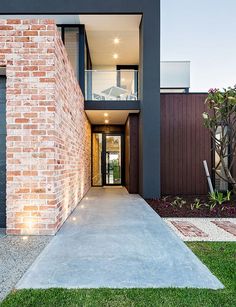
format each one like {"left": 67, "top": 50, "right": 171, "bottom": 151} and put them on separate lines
{"left": 104, "top": 113, "right": 109, "bottom": 117}
{"left": 113, "top": 38, "right": 120, "bottom": 44}
{"left": 105, "top": 119, "right": 109, "bottom": 124}
{"left": 22, "top": 236, "right": 28, "bottom": 241}
{"left": 72, "top": 217, "right": 76, "bottom": 221}
{"left": 81, "top": 205, "right": 85, "bottom": 209}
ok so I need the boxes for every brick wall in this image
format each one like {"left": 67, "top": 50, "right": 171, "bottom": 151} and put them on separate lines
{"left": 0, "top": 19, "right": 91, "bottom": 235}
{"left": 53, "top": 31, "right": 91, "bottom": 230}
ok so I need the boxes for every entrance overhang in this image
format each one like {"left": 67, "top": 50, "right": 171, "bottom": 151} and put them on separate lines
{"left": 85, "top": 109, "right": 139, "bottom": 125}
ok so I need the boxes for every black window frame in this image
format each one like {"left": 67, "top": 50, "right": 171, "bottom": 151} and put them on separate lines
{"left": 57, "top": 24, "right": 92, "bottom": 95}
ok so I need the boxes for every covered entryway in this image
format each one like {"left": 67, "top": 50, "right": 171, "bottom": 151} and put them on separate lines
{"left": 90, "top": 116, "right": 139, "bottom": 193}
{"left": 92, "top": 130, "right": 124, "bottom": 186}
{"left": 0, "top": 75, "right": 6, "bottom": 228}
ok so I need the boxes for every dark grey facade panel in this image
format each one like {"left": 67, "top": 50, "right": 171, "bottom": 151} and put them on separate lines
{"left": 0, "top": 76, "right": 6, "bottom": 228}
{"left": 0, "top": 0, "right": 161, "bottom": 198}
{"left": 85, "top": 101, "right": 140, "bottom": 110}
{"left": 0, "top": 0, "right": 146, "bottom": 14}
{"left": 139, "top": 3, "right": 160, "bottom": 198}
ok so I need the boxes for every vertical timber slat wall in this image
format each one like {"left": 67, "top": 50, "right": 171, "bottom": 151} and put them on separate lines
{"left": 125, "top": 114, "right": 139, "bottom": 193}
{"left": 161, "top": 94, "right": 211, "bottom": 195}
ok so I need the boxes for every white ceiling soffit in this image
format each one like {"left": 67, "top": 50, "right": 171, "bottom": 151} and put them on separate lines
{"left": 85, "top": 110, "right": 139, "bottom": 125}
{"left": 0, "top": 15, "right": 80, "bottom": 24}
{"left": 79, "top": 15, "right": 141, "bottom": 66}
{"left": 79, "top": 15, "right": 141, "bottom": 31}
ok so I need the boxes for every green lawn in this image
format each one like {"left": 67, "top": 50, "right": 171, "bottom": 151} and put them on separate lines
{"left": 1, "top": 242, "right": 236, "bottom": 307}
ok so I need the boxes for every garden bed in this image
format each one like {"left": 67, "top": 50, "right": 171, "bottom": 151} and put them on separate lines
{"left": 146, "top": 195, "right": 236, "bottom": 218}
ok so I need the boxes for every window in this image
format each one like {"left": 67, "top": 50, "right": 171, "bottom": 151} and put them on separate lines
{"left": 64, "top": 27, "right": 79, "bottom": 79}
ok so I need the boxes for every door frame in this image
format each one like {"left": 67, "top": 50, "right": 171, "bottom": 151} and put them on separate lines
{"left": 116, "top": 65, "right": 139, "bottom": 95}
{"left": 92, "top": 131, "right": 125, "bottom": 187}
{"left": 102, "top": 133, "right": 125, "bottom": 186}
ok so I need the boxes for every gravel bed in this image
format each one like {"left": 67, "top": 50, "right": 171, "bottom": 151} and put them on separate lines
{"left": 0, "top": 234, "right": 51, "bottom": 301}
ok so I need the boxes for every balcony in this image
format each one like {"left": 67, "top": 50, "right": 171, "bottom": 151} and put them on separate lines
{"left": 85, "top": 70, "right": 138, "bottom": 101}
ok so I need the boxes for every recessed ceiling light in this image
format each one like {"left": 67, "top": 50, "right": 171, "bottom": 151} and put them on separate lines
{"left": 104, "top": 113, "right": 109, "bottom": 117}
{"left": 113, "top": 53, "right": 119, "bottom": 59}
{"left": 105, "top": 119, "right": 109, "bottom": 124}
{"left": 113, "top": 38, "right": 120, "bottom": 44}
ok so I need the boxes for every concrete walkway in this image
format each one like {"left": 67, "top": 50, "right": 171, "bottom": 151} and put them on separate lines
{"left": 17, "top": 187, "right": 223, "bottom": 289}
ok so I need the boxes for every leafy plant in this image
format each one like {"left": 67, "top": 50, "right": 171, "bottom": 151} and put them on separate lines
{"left": 171, "top": 196, "right": 186, "bottom": 208}
{"left": 190, "top": 198, "right": 203, "bottom": 210}
{"left": 203, "top": 86, "right": 236, "bottom": 194}
{"left": 209, "top": 191, "right": 225, "bottom": 205}
{"left": 225, "top": 190, "right": 232, "bottom": 201}
{"left": 208, "top": 190, "right": 231, "bottom": 211}
{"left": 161, "top": 196, "right": 169, "bottom": 202}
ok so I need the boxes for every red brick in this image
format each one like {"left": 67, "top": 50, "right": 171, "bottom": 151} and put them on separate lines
{"left": 39, "top": 31, "right": 55, "bottom": 36}
{"left": 23, "top": 171, "right": 38, "bottom": 176}
{"left": 15, "top": 118, "right": 29, "bottom": 123}
{"left": 0, "top": 25, "right": 13, "bottom": 30}
{"left": 23, "top": 66, "right": 38, "bottom": 71}
{"left": 32, "top": 71, "right": 46, "bottom": 77}
{"left": 0, "top": 48, "right": 12, "bottom": 53}
{"left": 23, "top": 30, "right": 38, "bottom": 36}
{"left": 31, "top": 25, "right": 46, "bottom": 30}
{"left": 39, "top": 78, "right": 55, "bottom": 83}
{"left": 212, "top": 221, "right": 236, "bottom": 236}
{"left": 14, "top": 37, "right": 30, "bottom": 42}
{"left": 24, "top": 206, "right": 39, "bottom": 211}
{"left": 31, "top": 130, "right": 46, "bottom": 135}
{"left": 171, "top": 221, "right": 208, "bottom": 237}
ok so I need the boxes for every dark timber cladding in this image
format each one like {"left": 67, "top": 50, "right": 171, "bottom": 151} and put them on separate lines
{"left": 125, "top": 114, "right": 139, "bottom": 194}
{"left": 0, "top": 0, "right": 161, "bottom": 198}
{"left": 161, "top": 94, "right": 211, "bottom": 195}
{"left": 0, "top": 76, "right": 6, "bottom": 227}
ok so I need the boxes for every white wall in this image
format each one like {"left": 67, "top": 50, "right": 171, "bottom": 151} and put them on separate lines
{"left": 161, "top": 61, "right": 190, "bottom": 89}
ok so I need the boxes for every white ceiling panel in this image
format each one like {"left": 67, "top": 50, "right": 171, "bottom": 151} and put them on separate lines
{"left": 79, "top": 15, "right": 141, "bottom": 66}
{"left": 85, "top": 110, "right": 139, "bottom": 125}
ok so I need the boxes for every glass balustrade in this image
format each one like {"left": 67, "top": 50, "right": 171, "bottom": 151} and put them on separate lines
{"left": 85, "top": 70, "right": 138, "bottom": 101}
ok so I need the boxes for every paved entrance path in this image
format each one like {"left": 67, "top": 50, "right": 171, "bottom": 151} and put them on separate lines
{"left": 17, "top": 188, "right": 223, "bottom": 289}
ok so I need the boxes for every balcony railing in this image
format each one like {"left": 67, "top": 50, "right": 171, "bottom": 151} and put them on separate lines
{"left": 85, "top": 70, "right": 138, "bottom": 101}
